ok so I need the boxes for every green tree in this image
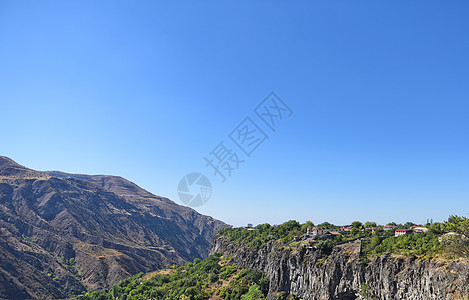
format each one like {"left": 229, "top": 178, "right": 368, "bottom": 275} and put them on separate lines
{"left": 351, "top": 228, "right": 360, "bottom": 236}
{"left": 316, "top": 239, "right": 333, "bottom": 252}
{"left": 404, "top": 222, "right": 416, "bottom": 229}
{"left": 369, "top": 235, "right": 381, "bottom": 251}
{"left": 446, "top": 215, "right": 469, "bottom": 258}
{"left": 300, "top": 221, "right": 314, "bottom": 233}
{"left": 428, "top": 222, "right": 444, "bottom": 234}
{"left": 352, "top": 221, "right": 363, "bottom": 229}
{"left": 364, "top": 222, "right": 377, "bottom": 228}
{"left": 241, "top": 284, "right": 265, "bottom": 300}
{"left": 317, "top": 222, "right": 335, "bottom": 229}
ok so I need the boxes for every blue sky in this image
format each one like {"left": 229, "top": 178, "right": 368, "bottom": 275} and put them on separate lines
{"left": 1, "top": 1, "right": 468, "bottom": 227}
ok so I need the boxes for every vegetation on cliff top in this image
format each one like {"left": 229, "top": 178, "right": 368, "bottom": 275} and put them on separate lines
{"left": 218, "top": 215, "right": 469, "bottom": 260}
{"left": 218, "top": 220, "right": 314, "bottom": 247}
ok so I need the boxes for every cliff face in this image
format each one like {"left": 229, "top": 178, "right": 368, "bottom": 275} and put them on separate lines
{"left": 210, "top": 236, "right": 469, "bottom": 300}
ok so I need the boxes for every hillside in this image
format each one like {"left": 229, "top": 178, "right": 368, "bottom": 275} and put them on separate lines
{"left": 0, "top": 156, "right": 227, "bottom": 299}
{"left": 75, "top": 253, "right": 283, "bottom": 300}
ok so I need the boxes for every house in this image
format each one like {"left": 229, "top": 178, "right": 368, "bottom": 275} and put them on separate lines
{"left": 369, "top": 227, "right": 381, "bottom": 234}
{"left": 305, "top": 227, "right": 330, "bottom": 239}
{"left": 328, "top": 231, "right": 341, "bottom": 236}
{"left": 341, "top": 225, "right": 353, "bottom": 232}
{"left": 412, "top": 226, "right": 428, "bottom": 233}
{"left": 308, "top": 227, "right": 328, "bottom": 236}
{"left": 395, "top": 229, "right": 413, "bottom": 237}
{"left": 384, "top": 225, "right": 397, "bottom": 231}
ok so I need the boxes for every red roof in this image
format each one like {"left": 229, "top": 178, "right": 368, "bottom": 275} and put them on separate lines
{"left": 395, "top": 229, "right": 412, "bottom": 232}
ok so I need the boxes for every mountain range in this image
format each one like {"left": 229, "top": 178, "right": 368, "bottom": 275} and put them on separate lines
{"left": 0, "top": 156, "right": 227, "bottom": 299}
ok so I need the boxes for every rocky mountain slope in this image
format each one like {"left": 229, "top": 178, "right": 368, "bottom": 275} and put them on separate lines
{"left": 210, "top": 235, "right": 469, "bottom": 300}
{"left": 0, "top": 156, "right": 227, "bottom": 299}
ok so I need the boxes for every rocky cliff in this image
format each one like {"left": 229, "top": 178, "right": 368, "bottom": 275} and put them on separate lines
{"left": 0, "top": 156, "right": 227, "bottom": 299}
{"left": 210, "top": 235, "right": 469, "bottom": 300}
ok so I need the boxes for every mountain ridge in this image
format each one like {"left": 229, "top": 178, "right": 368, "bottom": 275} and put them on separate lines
{"left": 0, "top": 156, "right": 228, "bottom": 299}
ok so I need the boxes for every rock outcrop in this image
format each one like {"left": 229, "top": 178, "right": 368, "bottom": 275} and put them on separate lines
{"left": 210, "top": 235, "right": 469, "bottom": 300}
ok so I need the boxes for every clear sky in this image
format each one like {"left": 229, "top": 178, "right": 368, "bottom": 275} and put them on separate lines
{"left": 1, "top": 1, "right": 468, "bottom": 227}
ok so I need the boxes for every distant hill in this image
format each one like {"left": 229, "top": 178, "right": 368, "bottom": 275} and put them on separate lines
{"left": 0, "top": 156, "right": 228, "bottom": 299}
